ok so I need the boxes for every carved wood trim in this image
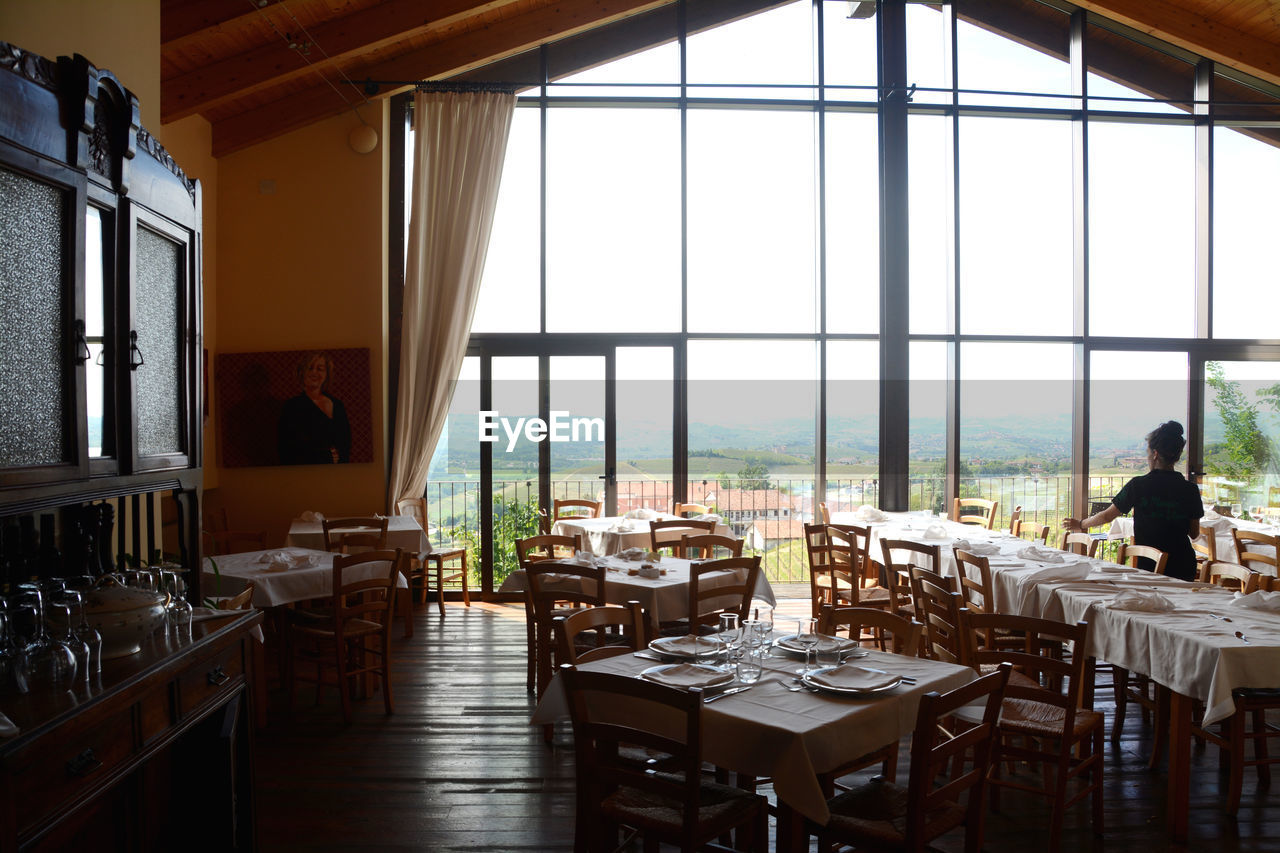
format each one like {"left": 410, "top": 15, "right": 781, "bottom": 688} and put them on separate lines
{"left": 0, "top": 41, "right": 58, "bottom": 90}
{"left": 135, "top": 126, "right": 196, "bottom": 201}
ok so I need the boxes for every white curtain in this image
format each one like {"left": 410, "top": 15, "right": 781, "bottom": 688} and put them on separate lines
{"left": 389, "top": 89, "right": 515, "bottom": 511}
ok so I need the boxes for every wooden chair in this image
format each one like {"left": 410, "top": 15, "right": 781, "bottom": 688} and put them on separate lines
{"left": 284, "top": 550, "right": 402, "bottom": 724}
{"left": 1192, "top": 530, "right": 1217, "bottom": 570}
{"left": 397, "top": 497, "right": 471, "bottom": 616}
{"left": 810, "top": 666, "right": 1012, "bottom": 853}
{"left": 560, "top": 666, "right": 769, "bottom": 853}
{"left": 953, "top": 497, "right": 999, "bottom": 529}
{"left": 1007, "top": 504, "right": 1022, "bottom": 535}
{"left": 553, "top": 498, "right": 602, "bottom": 523}
{"left": 818, "top": 604, "right": 923, "bottom": 657}
{"left": 805, "top": 523, "right": 856, "bottom": 618}
{"left": 321, "top": 516, "right": 389, "bottom": 553}
{"left": 826, "top": 524, "right": 892, "bottom": 611}
{"left": 1232, "top": 529, "right": 1279, "bottom": 574}
{"left": 1193, "top": 685, "right": 1280, "bottom": 815}
{"left": 673, "top": 501, "right": 710, "bottom": 517}
{"left": 684, "top": 555, "right": 761, "bottom": 634}
{"left": 648, "top": 518, "right": 716, "bottom": 554}
{"left": 516, "top": 533, "right": 584, "bottom": 693}
{"left": 1059, "top": 531, "right": 1100, "bottom": 558}
{"left": 216, "top": 583, "right": 256, "bottom": 610}
{"left": 1204, "top": 560, "right": 1261, "bottom": 593}
{"left": 960, "top": 614, "right": 1105, "bottom": 849}
{"left": 1116, "top": 542, "right": 1169, "bottom": 575}
{"left": 554, "top": 601, "right": 646, "bottom": 666}
{"left": 527, "top": 560, "right": 607, "bottom": 700}
{"left": 679, "top": 533, "right": 743, "bottom": 560}
{"left": 910, "top": 570, "right": 967, "bottom": 665}
{"left": 817, "top": 501, "right": 831, "bottom": 524}
{"left": 1015, "top": 519, "right": 1049, "bottom": 544}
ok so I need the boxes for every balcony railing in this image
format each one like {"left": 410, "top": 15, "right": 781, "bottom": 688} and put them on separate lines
{"left": 424, "top": 473, "right": 1157, "bottom": 589}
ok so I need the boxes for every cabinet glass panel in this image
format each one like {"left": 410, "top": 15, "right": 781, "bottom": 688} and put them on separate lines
{"left": 86, "top": 206, "right": 110, "bottom": 458}
{"left": 134, "top": 226, "right": 183, "bottom": 457}
{"left": 0, "top": 168, "right": 67, "bottom": 467}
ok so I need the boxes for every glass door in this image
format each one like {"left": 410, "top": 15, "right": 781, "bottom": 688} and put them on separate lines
{"left": 1198, "top": 357, "right": 1280, "bottom": 521}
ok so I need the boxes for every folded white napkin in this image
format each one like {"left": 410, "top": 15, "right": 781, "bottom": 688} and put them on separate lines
{"left": 256, "top": 550, "right": 321, "bottom": 571}
{"left": 1094, "top": 562, "right": 1138, "bottom": 574}
{"left": 1200, "top": 512, "right": 1235, "bottom": 532}
{"left": 853, "top": 504, "right": 888, "bottom": 523}
{"left": 641, "top": 663, "right": 732, "bottom": 689}
{"left": 1017, "top": 545, "right": 1065, "bottom": 564}
{"left": 1021, "top": 560, "right": 1093, "bottom": 587}
{"left": 191, "top": 605, "right": 243, "bottom": 621}
{"left": 954, "top": 540, "right": 1000, "bottom": 556}
{"left": 922, "top": 524, "right": 951, "bottom": 540}
{"left": 808, "top": 664, "right": 899, "bottom": 691}
{"left": 693, "top": 513, "right": 723, "bottom": 525}
{"left": 624, "top": 508, "right": 658, "bottom": 520}
{"left": 619, "top": 547, "right": 645, "bottom": 561}
{"left": 652, "top": 635, "right": 722, "bottom": 657}
{"left": 1229, "top": 590, "right": 1280, "bottom": 612}
{"left": 298, "top": 511, "right": 325, "bottom": 522}
{"left": 569, "top": 552, "right": 596, "bottom": 566}
{"left": 1108, "top": 590, "right": 1176, "bottom": 611}
{"left": 609, "top": 520, "right": 637, "bottom": 532}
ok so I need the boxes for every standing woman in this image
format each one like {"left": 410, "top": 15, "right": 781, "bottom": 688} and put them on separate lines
{"left": 1064, "top": 421, "right": 1203, "bottom": 581}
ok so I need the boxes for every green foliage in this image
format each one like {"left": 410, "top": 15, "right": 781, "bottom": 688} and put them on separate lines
{"left": 737, "top": 463, "right": 770, "bottom": 488}
{"left": 446, "top": 495, "right": 543, "bottom": 584}
{"left": 1206, "top": 362, "right": 1270, "bottom": 478}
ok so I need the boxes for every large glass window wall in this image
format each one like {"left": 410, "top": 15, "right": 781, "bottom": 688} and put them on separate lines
{"left": 406, "top": 0, "right": 1280, "bottom": 589}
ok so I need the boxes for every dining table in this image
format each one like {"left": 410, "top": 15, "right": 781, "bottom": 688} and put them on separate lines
{"left": 1109, "top": 512, "right": 1278, "bottom": 572}
{"left": 498, "top": 553, "right": 777, "bottom": 632}
{"left": 531, "top": 637, "right": 974, "bottom": 851}
{"left": 285, "top": 514, "right": 430, "bottom": 553}
{"left": 550, "top": 513, "right": 731, "bottom": 556}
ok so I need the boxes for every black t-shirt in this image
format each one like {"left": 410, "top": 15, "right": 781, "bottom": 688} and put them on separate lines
{"left": 1113, "top": 470, "right": 1203, "bottom": 581}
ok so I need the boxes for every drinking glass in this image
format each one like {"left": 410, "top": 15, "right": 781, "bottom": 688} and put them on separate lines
{"left": 14, "top": 587, "right": 77, "bottom": 692}
{"left": 62, "top": 590, "right": 102, "bottom": 677}
{"left": 52, "top": 593, "right": 91, "bottom": 684}
{"left": 754, "top": 606, "right": 773, "bottom": 640}
{"left": 735, "top": 648, "right": 764, "bottom": 684}
{"left": 162, "top": 571, "right": 193, "bottom": 643}
{"left": 717, "top": 613, "right": 740, "bottom": 670}
{"left": 816, "top": 635, "right": 843, "bottom": 669}
{"left": 741, "top": 619, "right": 762, "bottom": 650}
{"left": 795, "top": 617, "right": 819, "bottom": 675}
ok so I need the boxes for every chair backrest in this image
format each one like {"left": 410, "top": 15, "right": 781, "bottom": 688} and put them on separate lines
{"left": 902, "top": 666, "right": 1011, "bottom": 851}
{"left": 817, "top": 501, "right": 831, "bottom": 524}
{"left": 910, "top": 569, "right": 967, "bottom": 664}
{"left": 953, "top": 549, "right": 995, "bottom": 616}
{"left": 1058, "top": 531, "right": 1100, "bottom": 558}
{"left": 649, "top": 518, "right": 717, "bottom": 553}
{"left": 1007, "top": 504, "right": 1022, "bottom": 535}
{"left": 561, "top": 666, "right": 707, "bottom": 835}
{"left": 1205, "top": 560, "right": 1261, "bottom": 594}
{"left": 1232, "top": 529, "right": 1279, "bottom": 571}
{"left": 554, "top": 601, "right": 646, "bottom": 665}
{"left": 1015, "top": 519, "right": 1049, "bottom": 544}
{"left": 1191, "top": 531, "right": 1217, "bottom": 566}
{"left": 395, "top": 497, "right": 428, "bottom": 529}
{"left": 332, "top": 550, "right": 403, "bottom": 627}
{"left": 826, "top": 523, "right": 879, "bottom": 605}
{"left": 516, "top": 533, "right": 583, "bottom": 568}
{"left": 322, "top": 516, "right": 390, "bottom": 553}
{"left": 673, "top": 502, "right": 710, "bottom": 518}
{"left": 679, "top": 533, "right": 743, "bottom": 560}
{"left": 526, "top": 559, "right": 607, "bottom": 609}
{"left": 1117, "top": 542, "right": 1169, "bottom": 575}
{"left": 961, "top": 612, "right": 1092, "bottom": 732}
{"left": 879, "top": 538, "right": 941, "bottom": 573}
{"left": 687, "top": 555, "right": 761, "bottom": 630}
{"left": 953, "top": 497, "right": 998, "bottom": 529}
{"left": 217, "top": 583, "right": 256, "bottom": 610}
{"left": 553, "top": 498, "right": 602, "bottom": 522}
{"left": 817, "top": 604, "right": 923, "bottom": 656}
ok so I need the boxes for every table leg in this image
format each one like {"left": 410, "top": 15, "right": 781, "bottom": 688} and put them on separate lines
{"left": 774, "top": 801, "right": 808, "bottom": 853}
{"left": 1167, "top": 690, "right": 1193, "bottom": 839}
{"left": 400, "top": 581, "right": 414, "bottom": 638}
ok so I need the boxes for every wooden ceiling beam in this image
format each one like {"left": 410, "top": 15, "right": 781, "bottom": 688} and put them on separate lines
{"left": 162, "top": 0, "right": 520, "bottom": 123}
{"left": 211, "top": 0, "right": 672, "bottom": 156}
{"left": 162, "top": 0, "right": 279, "bottom": 50}
{"left": 1076, "top": 0, "right": 1280, "bottom": 86}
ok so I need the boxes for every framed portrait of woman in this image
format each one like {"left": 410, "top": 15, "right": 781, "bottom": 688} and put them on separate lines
{"left": 216, "top": 347, "right": 373, "bottom": 467}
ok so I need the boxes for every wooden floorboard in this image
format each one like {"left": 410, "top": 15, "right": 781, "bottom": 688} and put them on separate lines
{"left": 253, "top": 599, "right": 1280, "bottom": 851}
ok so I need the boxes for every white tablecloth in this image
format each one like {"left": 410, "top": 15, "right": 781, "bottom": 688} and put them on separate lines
{"left": 831, "top": 510, "right": 1017, "bottom": 576}
{"left": 1109, "top": 515, "right": 1278, "bottom": 573}
{"left": 201, "top": 548, "right": 407, "bottom": 609}
{"left": 531, "top": 643, "right": 973, "bottom": 823}
{"left": 551, "top": 515, "right": 731, "bottom": 556}
{"left": 499, "top": 555, "right": 775, "bottom": 625}
{"left": 286, "top": 516, "right": 429, "bottom": 553}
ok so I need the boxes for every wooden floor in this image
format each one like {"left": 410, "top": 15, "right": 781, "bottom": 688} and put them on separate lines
{"left": 253, "top": 598, "right": 1280, "bottom": 852}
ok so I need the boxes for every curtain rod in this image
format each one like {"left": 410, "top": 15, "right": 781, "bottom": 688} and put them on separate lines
{"left": 361, "top": 79, "right": 520, "bottom": 96}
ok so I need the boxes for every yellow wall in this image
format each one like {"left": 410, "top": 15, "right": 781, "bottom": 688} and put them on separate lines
{"left": 0, "top": 0, "right": 161, "bottom": 130}
{"left": 215, "top": 110, "right": 388, "bottom": 543}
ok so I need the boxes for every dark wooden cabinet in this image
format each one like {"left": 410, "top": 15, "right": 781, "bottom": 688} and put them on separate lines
{"left": 0, "top": 611, "right": 260, "bottom": 851}
{"left": 0, "top": 42, "right": 204, "bottom": 594}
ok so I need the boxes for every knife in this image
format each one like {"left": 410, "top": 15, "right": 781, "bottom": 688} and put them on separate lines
{"left": 704, "top": 685, "right": 753, "bottom": 703}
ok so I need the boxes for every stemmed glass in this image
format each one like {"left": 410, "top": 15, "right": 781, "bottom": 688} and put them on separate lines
{"left": 0, "top": 604, "right": 15, "bottom": 692}
{"left": 162, "top": 570, "right": 193, "bottom": 643}
{"left": 753, "top": 606, "right": 773, "bottom": 648}
{"left": 795, "top": 617, "right": 819, "bottom": 675}
{"left": 51, "top": 592, "right": 91, "bottom": 684}
{"left": 13, "top": 587, "right": 78, "bottom": 692}
{"left": 717, "top": 613, "right": 741, "bottom": 671}
{"left": 61, "top": 590, "right": 101, "bottom": 678}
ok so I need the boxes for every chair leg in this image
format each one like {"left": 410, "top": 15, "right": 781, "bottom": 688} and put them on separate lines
{"left": 1255, "top": 708, "right": 1272, "bottom": 787}
{"left": 336, "top": 640, "right": 352, "bottom": 724}
{"left": 460, "top": 554, "right": 471, "bottom": 607}
{"left": 1228, "top": 709, "right": 1245, "bottom": 815}
{"left": 1092, "top": 726, "right": 1105, "bottom": 835}
{"left": 381, "top": 635, "right": 394, "bottom": 715}
{"left": 1149, "top": 684, "right": 1169, "bottom": 770}
{"left": 400, "top": 586, "right": 414, "bottom": 638}
{"left": 1112, "top": 667, "right": 1129, "bottom": 741}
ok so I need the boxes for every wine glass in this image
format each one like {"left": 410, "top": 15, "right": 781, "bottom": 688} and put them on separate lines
{"left": 795, "top": 617, "right": 819, "bottom": 675}
{"left": 62, "top": 590, "right": 102, "bottom": 678}
{"left": 717, "top": 613, "right": 740, "bottom": 671}
{"left": 14, "top": 587, "right": 77, "bottom": 692}
{"left": 162, "top": 570, "right": 193, "bottom": 643}
{"left": 51, "top": 592, "right": 91, "bottom": 684}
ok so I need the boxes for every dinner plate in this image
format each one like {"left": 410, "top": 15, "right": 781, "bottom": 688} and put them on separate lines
{"left": 649, "top": 635, "right": 724, "bottom": 660}
{"left": 640, "top": 663, "right": 734, "bottom": 690}
{"left": 800, "top": 666, "right": 902, "bottom": 695}
{"left": 772, "top": 633, "right": 860, "bottom": 656}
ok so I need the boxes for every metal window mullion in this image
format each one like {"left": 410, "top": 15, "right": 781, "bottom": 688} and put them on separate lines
{"left": 1070, "top": 9, "right": 1090, "bottom": 519}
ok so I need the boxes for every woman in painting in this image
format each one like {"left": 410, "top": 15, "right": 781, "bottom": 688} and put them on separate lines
{"left": 1063, "top": 420, "right": 1203, "bottom": 581}
{"left": 277, "top": 351, "right": 351, "bottom": 464}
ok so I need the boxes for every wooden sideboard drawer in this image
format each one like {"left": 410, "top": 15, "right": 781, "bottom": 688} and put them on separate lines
{"left": 177, "top": 641, "right": 244, "bottom": 717}
{"left": 9, "top": 705, "right": 136, "bottom": 831}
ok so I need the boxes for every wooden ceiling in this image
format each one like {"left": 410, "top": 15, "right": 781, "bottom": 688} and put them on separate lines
{"left": 161, "top": 0, "right": 1280, "bottom": 157}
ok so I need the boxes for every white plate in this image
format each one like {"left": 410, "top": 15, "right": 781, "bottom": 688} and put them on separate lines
{"left": 640, "top": 663, "right": 734, "bottom": 689}
{"left": 801, "top": 666, "right": 902, "bottom": 695}
{"left": 649, "top": 635, "right": 724, "bottom": 660}
{"left": 772, "top": 633, "right": 859, "bottom": 656}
